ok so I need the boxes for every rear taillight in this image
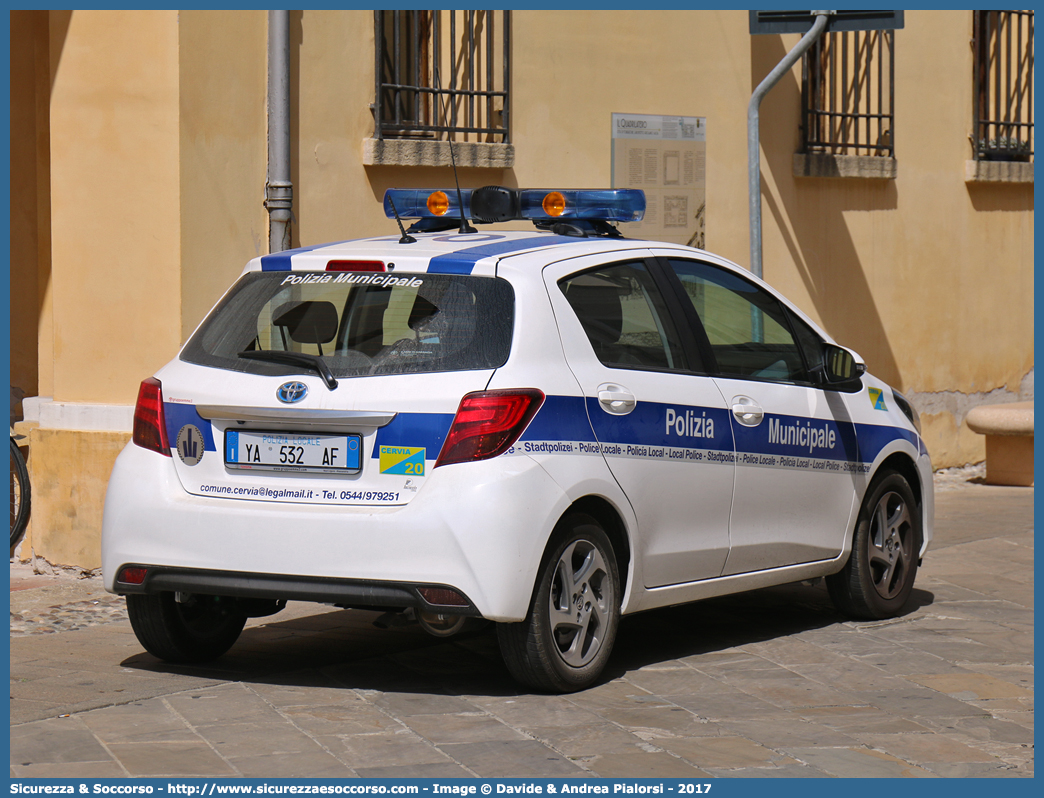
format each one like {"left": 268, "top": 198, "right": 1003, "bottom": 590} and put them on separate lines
{"left": 435, "top": 389, "right": 545, "bottom": 468}
{"left": 132, "top": 378, "right": 171, "bottom": 456}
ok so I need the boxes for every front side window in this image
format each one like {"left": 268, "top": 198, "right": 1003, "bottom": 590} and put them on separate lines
{"left": 786, "top": 309, "right": 827, "bottom": 383}
{"left": 668, "top": 260, "right": 807, "bottom": 383}
{"left": 374, "top": 10, "right": 510, "bottom": 143}
{"left": 182, "top": 272, "right": 514, "bottom": 378}
{"left": 560, "top": 261, "right": 689, "bottom": 372}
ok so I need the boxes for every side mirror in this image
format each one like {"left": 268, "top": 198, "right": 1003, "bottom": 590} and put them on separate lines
{"left": 823, "top": 344, "right": 866, "bottom": 392}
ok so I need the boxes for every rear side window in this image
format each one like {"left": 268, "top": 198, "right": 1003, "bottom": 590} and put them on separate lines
{"left": 560, "top": 261, "right": 688, "bottom": 372}
{"left": 182, "top": 272, "right": 514, "bottom": 378}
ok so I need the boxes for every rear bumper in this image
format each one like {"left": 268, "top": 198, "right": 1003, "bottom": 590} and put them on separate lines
{"left": 102, "top": 442, "right": 580, "bottom": 621}
{"left": 112, "top": 563, "right": 480, "bottom": 615}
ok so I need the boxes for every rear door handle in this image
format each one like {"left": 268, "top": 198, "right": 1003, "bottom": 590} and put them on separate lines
{"left": 597, "top": 384, "right": 636, "bottom": 415}
{"left": 731, "top": 395, "right": 764, "bottom": 426}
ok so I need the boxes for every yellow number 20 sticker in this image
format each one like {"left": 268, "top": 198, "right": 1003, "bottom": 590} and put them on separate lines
{"left": 379, "top": 446, "right": 426, "bottom": 476}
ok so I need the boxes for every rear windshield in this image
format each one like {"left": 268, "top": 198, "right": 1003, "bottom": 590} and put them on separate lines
{"left": 182, "top": 271, "right": 514, "bottom": 378}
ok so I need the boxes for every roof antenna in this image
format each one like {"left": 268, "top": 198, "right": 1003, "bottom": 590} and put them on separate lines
{"left": 434, "top": 66, "right": 476, "bottom": 234}
{"left": 387, "top": 196, "right": 417, "bottom": 244}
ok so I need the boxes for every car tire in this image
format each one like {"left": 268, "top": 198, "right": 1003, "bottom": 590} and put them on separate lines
{"left": 497, "top": 513, "right": 620, "bottom": 692}
{"left": 126, "top": 592, "right": 247, "bottom": 663}
{"left": 827, "top": 471, "right": 920, "bottom": 620}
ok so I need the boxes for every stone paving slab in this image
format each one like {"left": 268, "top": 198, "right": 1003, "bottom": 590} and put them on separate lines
{"left": 525, "top": 723, "right": 668, "bottom": 757}
{"left": 105, "top": 740, "right": 238, "bottom": 778}
{"left": 585, "top": 750, "right": 710, "bottom": 778}
{"left": 403, "top": 712, "right": 529, "bottom": 745}
{"left": 9, "top": 481, "right": 1034, "bottom": 778}
{"left": 11, "top": 762, "right": 128, "bottom": 778}
{"left": 781, "top": 746, "right": 938, "bottom": 777}
{"left": 715, "top": 716, "right": 861, "bottom": 748}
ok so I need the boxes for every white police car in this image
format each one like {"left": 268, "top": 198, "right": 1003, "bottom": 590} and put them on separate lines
{"left": 102, "top": 186, "right": 933, "bottom": 692}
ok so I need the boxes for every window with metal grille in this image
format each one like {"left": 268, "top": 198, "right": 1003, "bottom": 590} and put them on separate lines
{"left": 374, "top": 10, "right": 510, "bottom": 143}
{"left": 973, "top": 10, "right": 1033, "bottom": 161}
{"left": 801, "top": 30, "right": 895, "bottom": 157}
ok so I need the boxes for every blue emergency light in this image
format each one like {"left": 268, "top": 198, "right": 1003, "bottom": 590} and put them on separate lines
{"left": 383, "top": 187, "right": 646, "bottom": 225}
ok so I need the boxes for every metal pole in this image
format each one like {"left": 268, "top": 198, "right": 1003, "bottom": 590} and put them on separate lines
{"left": 748, "top": 11, "right": 830, "bottom": 279}
{"left": 266, "top": 10, "right": 293, "bottom": 253}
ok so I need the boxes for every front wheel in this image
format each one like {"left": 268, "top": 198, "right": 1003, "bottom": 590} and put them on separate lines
{"left": 827, "top": 471, "right": 920, "bottom": 619}
{"left": 126, "top": 592, "right": 246, "bottom": 663}
{"left": 498, "top": 514, "right": 620, "bottom": 692}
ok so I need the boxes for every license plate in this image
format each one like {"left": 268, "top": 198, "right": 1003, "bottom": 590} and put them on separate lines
{"left": 224, "top": 430, "right": 362, "bottom": 473}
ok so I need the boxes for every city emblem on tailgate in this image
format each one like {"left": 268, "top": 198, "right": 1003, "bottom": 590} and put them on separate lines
{"left": 276, "top": 381, "right": 308, "bottom": 404}
{"left": 176, "top": 425, "right": 205, "bottom": 466}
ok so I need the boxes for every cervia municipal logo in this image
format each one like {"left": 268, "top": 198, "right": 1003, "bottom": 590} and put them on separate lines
{"left": 176, "top": 425, "right": 205, "bottom": 466}
{"left": 868, "top": 387, "right": 887, "bottom": 411}
{"left": 277, "top": 381, "right": 308, "bottom": 404}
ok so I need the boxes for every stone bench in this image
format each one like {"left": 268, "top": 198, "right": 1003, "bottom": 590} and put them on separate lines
{"left": 965, "top": 401, "right": 1034, "bottom": 486}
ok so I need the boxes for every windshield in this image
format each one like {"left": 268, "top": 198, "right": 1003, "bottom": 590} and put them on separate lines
{"left": 181, "top": 271, "right": 514, "bottom": 378}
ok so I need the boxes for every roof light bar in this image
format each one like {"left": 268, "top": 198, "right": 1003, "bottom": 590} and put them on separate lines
{"left": 383, "top": 189, "right": 472, "bottom": 221}
{"left": 519, "top": 189, "right": 645, "bottom": 222}
{"left": 382, "top": 187, "right": 645, "bottom": 224}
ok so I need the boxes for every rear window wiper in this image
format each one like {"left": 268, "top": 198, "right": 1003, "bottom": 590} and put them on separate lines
{"left": 237, "top": 350, "right": 338, "bottom": 390}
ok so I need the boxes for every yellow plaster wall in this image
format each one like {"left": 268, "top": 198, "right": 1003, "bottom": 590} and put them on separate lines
{"left": 26, "top": 429, "right": 131, "bottom": 571}
{"left": 497, "top": 10, "right": 1029, "bottom": 466}
{"left": 14, "top": 8, "right": 1036, "bottom": 572}
{"left": 758, "top": 12, "right": 1033, "bottom": 400}
{"left": 750, "top": 12, "right": 1032, "bottom": 465}
{"left": 48, "top": 10, "right": 183, "bottom": 405}
{"left": 293, "top": 10, "right": 517, "bottom": 247}
{"left": 921, "top": 412, "right": 987, "bottom": 473}
{"left": 9, "top": 12, "right": 47, "bottom": 399}
{"left": 29, "top": 10, "right": 1034, "bottom": 409}
{"left": 294, "top": 12, "right": 470, "bottom": 245}
{"left": 280, "top": 9, "right": 1033, "bottom": 467}
{"left": 293, "top": 10, "right": 371, "bottom": 246}
{"left": 28, "top": 11, "right": 183, "bottom": 568}
{"left": 510, "top": 10, "right": 754, "bottom": 265}
{"left": 178, "top": 10, "right": 269, "bottom": 342}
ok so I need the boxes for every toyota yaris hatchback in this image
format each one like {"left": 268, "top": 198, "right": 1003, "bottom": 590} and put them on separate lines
{"left": 102, "top": 187, "right": 933, "bottom": 692}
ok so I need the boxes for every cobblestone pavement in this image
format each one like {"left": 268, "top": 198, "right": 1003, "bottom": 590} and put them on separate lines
{"left": 11, "top": 595, "right": 129, "bottom": 636}
{"left": 9, "top": 474, "right": 1033, "bottom": 779}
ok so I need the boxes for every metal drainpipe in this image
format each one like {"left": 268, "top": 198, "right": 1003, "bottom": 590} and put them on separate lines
{"left": 748, "top": 11, "right": 831, "bottom": 280}
{"left": 266, "top": 10, "right": 292, "bottom": 253}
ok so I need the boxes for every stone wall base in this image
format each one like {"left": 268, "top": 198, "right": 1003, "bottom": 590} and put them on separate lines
{"left": 22, "top": 428, "right": 131, "bottom": 571}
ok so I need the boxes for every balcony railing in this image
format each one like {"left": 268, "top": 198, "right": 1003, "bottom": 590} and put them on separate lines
{"left": 973, "top": 10, "right": 1033, "bottom": 161}
{"left": 801, "top": 30, "right": 895, "bottom": 157}
{"left": 374, "top": 10, "right": 510, "bottom": 143}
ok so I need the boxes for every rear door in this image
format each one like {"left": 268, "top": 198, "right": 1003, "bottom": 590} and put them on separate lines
{"left": 543, "top": 253, "right": 736, "bottom": 588}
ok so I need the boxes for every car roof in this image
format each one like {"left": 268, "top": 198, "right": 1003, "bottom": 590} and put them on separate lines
{"left": 241, "top": 230, "right": 837, "bottom": 346}
{"left": 243, "top": 230, "right": 659, "bottom": 278}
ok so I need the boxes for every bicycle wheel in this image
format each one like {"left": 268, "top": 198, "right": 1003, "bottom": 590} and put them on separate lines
{"left": 10, "top": 437, "right": 30, "bottom": 548}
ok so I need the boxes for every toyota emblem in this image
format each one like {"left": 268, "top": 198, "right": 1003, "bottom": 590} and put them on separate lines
{"left": 276, "top": 381, "right": 308, "bottom": 404}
